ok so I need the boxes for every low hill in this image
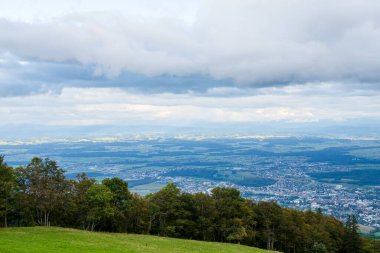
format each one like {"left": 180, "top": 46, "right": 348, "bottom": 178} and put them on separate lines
{"left": 0, "top": 227, "right": 275, "bottom": 253}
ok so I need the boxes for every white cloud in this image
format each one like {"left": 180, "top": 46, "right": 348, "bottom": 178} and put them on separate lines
{"left": 0, "top": 0, "right": 199, "bottom": 24}
{"left": 1, "top": 0, "right": 380, "bottom": 85}
{"left": 1, "top": 1, "right": 380, "bottom": 136}
{"left": 1, "top": 84, "right": 380, "bottom": 127}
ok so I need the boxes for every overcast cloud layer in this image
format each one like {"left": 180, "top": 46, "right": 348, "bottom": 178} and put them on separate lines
{"left": 1, "top": 0, "right": 380, "bottom": 138}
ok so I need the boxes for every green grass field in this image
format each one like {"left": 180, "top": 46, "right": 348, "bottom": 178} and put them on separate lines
{"left": 0, "top": 227, "right": 274, "bottom": 253}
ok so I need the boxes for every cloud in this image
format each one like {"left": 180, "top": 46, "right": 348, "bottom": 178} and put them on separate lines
{"left": 1, "top": 0, "right": 380, "bottom": 91}
{"left": 1, "top": 85, "right": 380, "bottom": 126}
{"left": 1, "top": 0, "right": 380, "bottom": 137}
{"left": 0, "top": 53, "right": 235, "bottom": 97}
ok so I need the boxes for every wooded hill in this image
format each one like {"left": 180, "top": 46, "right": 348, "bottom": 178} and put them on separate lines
{"left": 0, "top": 156, "right": 379, "bottom": 253}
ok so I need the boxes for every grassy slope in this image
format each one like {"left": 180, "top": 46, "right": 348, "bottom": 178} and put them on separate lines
{"left": 0, "top": 227, "right": 274, "bottom": 253}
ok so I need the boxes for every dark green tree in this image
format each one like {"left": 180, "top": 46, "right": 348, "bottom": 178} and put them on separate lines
{"left": 20, "top": 157, "right": 67, "bottom": 226}
{"left": 148, "top": 183, "right": 184, "bottom": 236}
{"left": 253, "top": 201, "right": 282, "bottom": 251}
{"left": 226, "top": 217, "right": 247, "bottom": 243}
{"left": 192, "top": 192, "right": 216, "bottom": 241}
{"left": 101, "top": 178, "right": 132, "bottom": 232}
{"left": 85, "top": 184, "right": 115, "bottom": 231}
{"left": 342, "top": 215, "right": 362, "bottom": 253}
{"left": 127, "top": 193, "right": 149, "bottom": 234}
{"left": 312, "top": 242, "right": 328, "bottom": 253}
{"left": 211, "top": 187, "right": 249, "bottom": 243}
{"left": 70, "top": 173, "right": 96, "bottom": 229}
{"left": 0, "top": 156, "right": 17, "bottom": 227}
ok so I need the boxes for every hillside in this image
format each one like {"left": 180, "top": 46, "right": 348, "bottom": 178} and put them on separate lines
{"left": 0, "top": 227, "right": 275, "bottom": 253}
{"left": 0, "top": 157, "right": 363, "bottom": 253}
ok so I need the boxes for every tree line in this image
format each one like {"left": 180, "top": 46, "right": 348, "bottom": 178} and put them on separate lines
{"left": 0, "top": 156, "right": 379, "bottom": 253}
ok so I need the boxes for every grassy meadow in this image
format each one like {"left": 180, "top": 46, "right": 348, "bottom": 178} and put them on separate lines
{"left": 0, "top": 227, "right": 274, "bottom": 253}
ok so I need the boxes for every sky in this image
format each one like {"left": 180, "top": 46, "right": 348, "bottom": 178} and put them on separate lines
{"left": 1, "top": 0, "right": 380, "bottom": 139}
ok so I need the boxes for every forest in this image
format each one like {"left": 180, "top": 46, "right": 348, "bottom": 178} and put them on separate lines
{"left": 0, "top": 156, "right": 379, "bottom": 253}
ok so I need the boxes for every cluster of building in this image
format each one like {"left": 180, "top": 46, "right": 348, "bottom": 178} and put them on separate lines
{"left": 125, "top": 157, "right": 380, "bottom": 228}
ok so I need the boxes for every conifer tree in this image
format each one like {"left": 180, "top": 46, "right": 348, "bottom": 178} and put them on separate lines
{"left": 342, "top": 215, "right": 362, "bottom": 253}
